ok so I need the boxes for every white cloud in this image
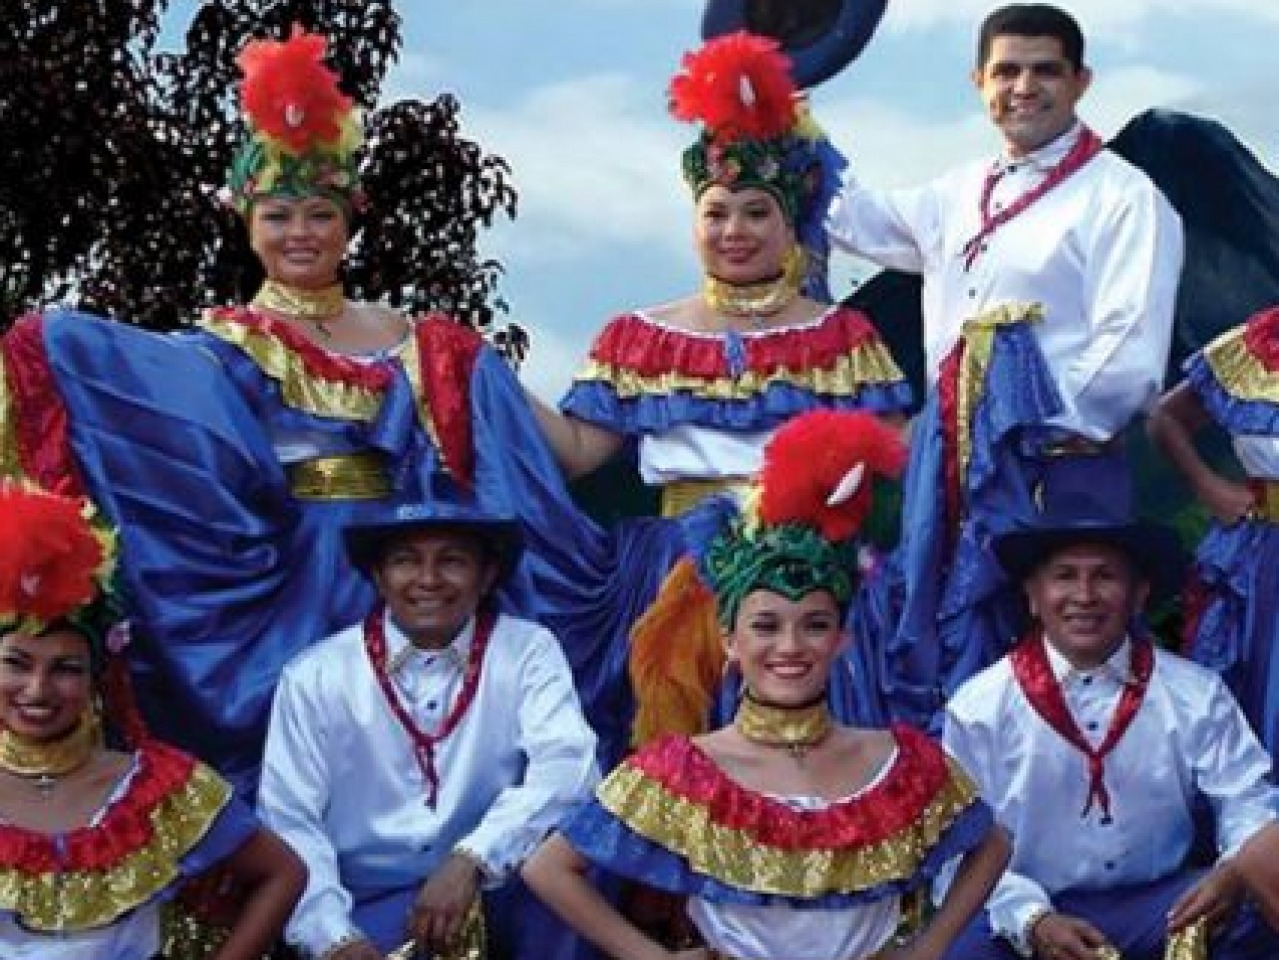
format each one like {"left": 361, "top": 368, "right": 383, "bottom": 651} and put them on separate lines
{"left": 466, "top": 75, "right": 692, "bottom": 265}
{"left": 882, "top": 0, "right": 1279, "bottom": 33}
{"left": 518, "top": 319, "right": 591, "bottom": 404}
{"left": 380, "top": 51, "right": 451, "bottom": 104}
{"left": 571, "top": 0, "right": 699, "bottom": 7}
{"left": 1083, "top": 66, "right": 1208, "bottom": 136}
{"left": 816, "top": 95, "right": 990, "bottom": 185}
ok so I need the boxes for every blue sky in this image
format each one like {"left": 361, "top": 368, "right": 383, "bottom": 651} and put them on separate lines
{"left": 167, "top": 2, "right": 1279, "bottom": 400}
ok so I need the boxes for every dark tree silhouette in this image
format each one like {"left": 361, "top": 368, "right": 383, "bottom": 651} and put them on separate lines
{"left": 0, "top": 0, "right": 523, "bottom": 359}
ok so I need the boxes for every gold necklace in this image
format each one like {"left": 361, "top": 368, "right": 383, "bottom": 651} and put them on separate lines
{"left": 0, "top": 710, "right": 96, "bottom": 794}
{"left": 252, "top": 280, "right": 345, "bottom": 338}
{"left": 703, "top": 245, "right": 805, "bottom": 320}
{"left": 733, "top": 693, "right": 832, "bottom": 761}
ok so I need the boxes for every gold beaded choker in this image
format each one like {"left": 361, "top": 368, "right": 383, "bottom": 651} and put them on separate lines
{"left": 252, "top": 280, "right": 345, "bottom": 336}
{"left": 733, "top": 693, "right": 832, "bottom": 761}
{"left": 702, "top": 246, "right": 805, "bottom": 319}
{"left": 0, "top": 711, "right": 95, "bottom": 793}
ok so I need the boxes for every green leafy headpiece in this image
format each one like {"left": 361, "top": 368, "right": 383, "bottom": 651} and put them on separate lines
{"left": 669, "top": 31, "right": 847, "bottom": 300}
{"left": 225, "top": 27, "right": 364, "bottom": 217}
{"left": 684, "top": 411, "right": 906, "bottom": 629}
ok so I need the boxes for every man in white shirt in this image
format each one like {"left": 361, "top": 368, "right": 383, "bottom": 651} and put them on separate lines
{"left": 258, "top": 501, "right": 598, "bottom": 960}
{"left": 827, "top": 3, "right": 1185, "bottom": 730}
{"left": 942, "top": 493, "right": 1279, "bottom": 959}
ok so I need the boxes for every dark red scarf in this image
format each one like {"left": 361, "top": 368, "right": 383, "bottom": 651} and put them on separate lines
{"left": 1010, "top": 629, "right": 1153, "bottom": 823}
{"left": 961, "top": 126, "right": 1103, "bottom": 270}
{"left": 365, "top": 603, "right": 495, "bottom": 808}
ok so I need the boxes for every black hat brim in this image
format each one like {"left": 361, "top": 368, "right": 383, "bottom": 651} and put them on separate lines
{"left": 993, "top": 521, "right": 1185, "bottom": 597}
{"left": 702, "top": 0, "right": 889, "bottom": 89}
{"left": 344, "top": 515, "right": 524, "bottom": 581}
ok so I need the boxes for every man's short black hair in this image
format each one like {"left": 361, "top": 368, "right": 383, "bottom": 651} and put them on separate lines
{"left": 977, "top": 4, "right": 1085, "bottom": 71}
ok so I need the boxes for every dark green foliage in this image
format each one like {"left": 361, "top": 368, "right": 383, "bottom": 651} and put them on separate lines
{"left": 0, "top": 0, "right": 521, "bottom": 357}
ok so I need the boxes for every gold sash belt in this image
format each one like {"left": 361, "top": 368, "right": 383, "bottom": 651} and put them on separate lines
{"left": 660, "top": 477, "right": 752, "bottom": 518}
{"left": 286, "top": 452, "right": 393, "bottom": 500}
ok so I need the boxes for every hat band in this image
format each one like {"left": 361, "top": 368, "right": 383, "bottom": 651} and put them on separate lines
{"left": 288, "top": 452, "right": 392, "bottom": 501}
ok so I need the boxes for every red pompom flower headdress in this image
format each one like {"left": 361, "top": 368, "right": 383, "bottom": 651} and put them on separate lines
{"left": 226, "top": 26, "right": 364, "bottom": 215}
{"left": 669, "top": 31, "right": 848, "bottom": 300}
{"left": 630, "top": 410, "right": 904, "bottom": 744}
{"left": 0, "top": 483, "right": 117, "bottom": 639}
{"left": 686, "top": 410, "right": 906, "bottom": 629}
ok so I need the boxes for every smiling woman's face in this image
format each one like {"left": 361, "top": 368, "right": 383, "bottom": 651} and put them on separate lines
{"left": 248, "top": 196, "right": 348, "bottom": 289}
{"left": 0, "top": 627, "right": 92, "bottom": 744}
{"left": 725, "top": 588, "right": 843, "bottom": 706}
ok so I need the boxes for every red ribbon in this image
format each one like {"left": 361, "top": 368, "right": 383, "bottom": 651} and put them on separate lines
{"left": 936, "top": 337, "right": 966, "bottom": 543}
{"left": 1010, "top": 630, "right": 1153, "bottom": 823}
{"left": 365, "top": 603, "right": 494, "bottom": 808}
{"left": 960, "top": 127, "right": 1103, "bottom": 271}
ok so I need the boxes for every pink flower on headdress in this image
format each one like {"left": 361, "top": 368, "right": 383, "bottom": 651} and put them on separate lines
{"left": 106, "top": 620, "right": 133, "bottom": 655}
{"left": 237, "top": 26, "right": 352, "bottom": 155}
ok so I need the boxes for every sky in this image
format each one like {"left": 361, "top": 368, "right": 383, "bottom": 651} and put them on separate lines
{"left": 167, "top": 2, "right": 1279, "bottom": 401}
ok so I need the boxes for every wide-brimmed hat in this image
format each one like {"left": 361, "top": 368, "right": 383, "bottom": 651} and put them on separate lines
{"left": 702, "top": 0, "right": 888, "bottom": 89}
{"left": 992, "top": 491, "right": 1184, "bottom": 593}
{"left": 343, "top": 501, "right": 523, "bottom": 580}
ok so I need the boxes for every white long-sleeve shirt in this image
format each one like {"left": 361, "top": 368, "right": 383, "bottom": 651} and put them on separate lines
{"left": 827, "top": 122, "right": 1184, "bottom": 439}
{"left": 943, "top": 639, "right": 1275, "bottom": 954}
{"left": 258, "top": 610, "right": 598, "bottom": 958}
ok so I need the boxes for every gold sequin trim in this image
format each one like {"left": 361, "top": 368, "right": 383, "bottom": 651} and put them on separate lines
{"left": 0, "top": 357, "right": 24, "bottom": 480}
{"left": 286, "top": 452, "right": 394, "bottom": 500}
{"left": 574, "top": 343, "right": 906, "bottom": 402}
{"left": 1165, "top": 917, "right": 1208, "bottom": 960}
{"left": 199, "top": 311, "right": 385, "bottom": 421}
{"left": 0, "top": 761, "right": 232, "bottom": 932}
{"left": 1202, "top": 326, "right": 1279, "bottom": 404}
{"left": 598, "top": 758, "right": 981, "bottom": 898}
{"left": 660, "top": 478, "right": 752, "bottom": 517}
{"left": 955, "top": 302, "right": 1045, "bottom": 519}
{"left": 398, "top": 333, "right": 450, "bottom": 477}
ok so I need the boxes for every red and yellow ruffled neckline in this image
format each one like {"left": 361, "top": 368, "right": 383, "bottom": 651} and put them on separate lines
{"left": 200, "top": 307, "right": 394, "bottom": 422}
{"left": 198, "top": 306, "right": 482, "bottom": 486}
{"left": 1201, "top": 306, "right": 1279, "bottom": 406}
{"left": 574, "top": 307, "right": 905, "bottom": 398}
{"left": 597, "top": 724, "right": 981, "bottom": 897}
{"left": 0, "top": 740, "right": 232, "bottom": 932}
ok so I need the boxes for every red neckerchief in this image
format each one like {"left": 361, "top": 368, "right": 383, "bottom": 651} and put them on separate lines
{"left": 364, "top": 603, "right": 494, "bottom": 808}
{"left": 1010, "top": 629, "right": 1154, "bottom": 823}
{"left": 961, "top": 126, "right": 1103, "bottom": 270}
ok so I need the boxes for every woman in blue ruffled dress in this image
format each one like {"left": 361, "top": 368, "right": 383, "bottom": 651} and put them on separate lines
{"left": 0, "top": 30, "right": 666, "bottom": 811}
{"left": 529, "top": 33, "right": 912, "bottom": 755}
{"left": 523, "top": 412, "right": 1008, "bottom": 960}
{"left": 0, "top": 484, "right": 304, "bottom": 960}
{"left": 1149, "top": 305, "right": 1279, "bottom": 756}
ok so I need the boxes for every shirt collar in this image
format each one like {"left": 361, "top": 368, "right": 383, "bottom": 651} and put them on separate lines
{"left": 1045, "top": 634, "right": 1135, "bottom": 687}
{"left": 385, "top": 611, "right": 475, "bottom": 676}
{"left": 996, "top": 120, "right": 1084, "bottom": 174}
